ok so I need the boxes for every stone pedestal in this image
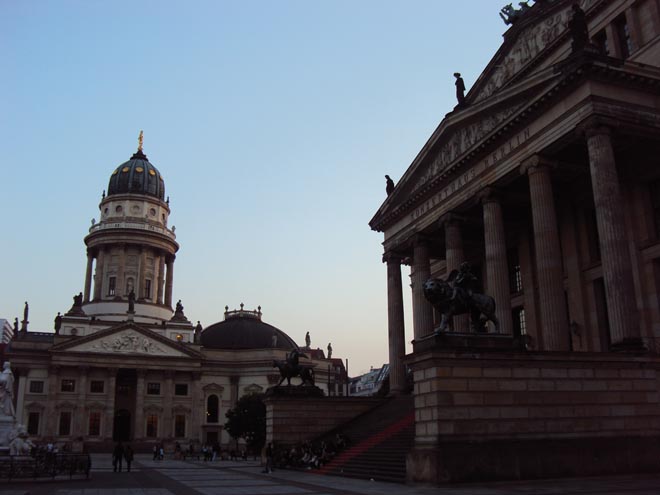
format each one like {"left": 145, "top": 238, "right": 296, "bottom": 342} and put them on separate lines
{"left": 0, "top": 416, "right": 15, "bottom": 448}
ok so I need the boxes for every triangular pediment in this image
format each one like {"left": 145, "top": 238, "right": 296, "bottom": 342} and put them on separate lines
{"left": 469, "top": 0, "right": 597, "bottom": 104}
{"left": 370, "top": 74, "right": 556, "bottom": 230}
{"left": 51, "top": 322, "right": 201, "bottom": 358}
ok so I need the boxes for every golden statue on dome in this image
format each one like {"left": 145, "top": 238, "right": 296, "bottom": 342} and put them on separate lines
{"left": 138, "top": 130, "right": 144, "bottom": 152}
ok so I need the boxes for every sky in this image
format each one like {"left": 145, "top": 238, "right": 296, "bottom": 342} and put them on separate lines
{"left": 1, "top": 1, "right": 508, "bottom": 376}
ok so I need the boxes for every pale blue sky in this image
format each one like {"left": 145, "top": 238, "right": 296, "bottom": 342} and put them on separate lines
{"left": 1, "top": 1, "right": 507, "bottom": 375}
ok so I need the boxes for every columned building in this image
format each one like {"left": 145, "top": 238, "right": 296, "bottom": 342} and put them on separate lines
{"left": 8, "top": 140, "right": 345, "bottom": 451}
{"left": 371, "top": 0, "right": 660, "bottom": 482}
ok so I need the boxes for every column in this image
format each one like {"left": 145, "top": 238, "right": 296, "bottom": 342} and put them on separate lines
{"left": 190, "top": 372, "right": 202, "bottom": 442}
{"left": 384, "top": 253, "right": 406, "bottom": 395}
{"left": 157, "top": 254, "right": 165, "bottom": 305}
{"left": 411, "top": 238, "right": 435, "bottom": 340}
{"left": 75, "top": 366, "right": 89, "bottom": 437}
{"left": 104, "top": 368, "right": 117, "bottom": 440}
{"left": 45, "top": 365, "right": 60, "bottom": 437}
{"left": 93, "top": 248, "right": 106, "bottom": 301}
{"left": 138, "top": 247, "right": 147, "bottom": 300}
{"left": 522, "top": 157, "right": 570, "bottom": 350}
{"left": 480, "top": 188, "right": 513, "bottom": 333}
{"left": 116, "top": 244, "right": 126, "bottom": 297}
{"left": 84, "top": 250, "right": 94, "bottom": 303}
{"left": 585, "top": 123, "right": 642, "bottom": 349}
{"left": 163, "top": 370, "right": 174, "bottom": 438}
{"left": 134, "top": 370, "right": 145, "bottom": 440}
{"left": 15, "top": 368, "right": 27, "bottom": 425}
{"left": 442, "top": 213, "right": 469, "bottom": 333}
{"left": 165, "top": 256, "right": 175, "bottom": 308}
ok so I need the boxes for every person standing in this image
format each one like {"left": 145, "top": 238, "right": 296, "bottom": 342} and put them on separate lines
{"left": 124, "top": 445, "right": 134, "bottom": 473}
{"left": 113, "top": 442, "right": 124, "bottom": 472}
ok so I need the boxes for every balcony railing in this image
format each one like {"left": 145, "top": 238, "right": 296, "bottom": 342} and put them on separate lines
{"left": 88, "top": 221, "right": 176, "bottom": 240}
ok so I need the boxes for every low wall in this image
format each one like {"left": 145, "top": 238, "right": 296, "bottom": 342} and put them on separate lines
{"left": 407, "top": 348, "right": 660, "bottom": 482}
{"left": 265, "top": 394, "right": 382, "bottom": 447}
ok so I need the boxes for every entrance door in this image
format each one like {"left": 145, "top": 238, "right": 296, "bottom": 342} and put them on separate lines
{"left": 113, "top": 409, "right": 131, "bottom": 442}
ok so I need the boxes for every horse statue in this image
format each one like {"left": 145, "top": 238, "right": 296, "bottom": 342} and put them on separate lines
{"left": 423, "top": 263, "right": 499, "bottom": 334}
{"left": 273, "top": 348, "right": 315, "bottom": 386}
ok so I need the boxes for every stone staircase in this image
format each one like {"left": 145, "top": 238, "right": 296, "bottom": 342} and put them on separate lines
{"left": 317, "top": 395, "right": 414, "bottom": 484}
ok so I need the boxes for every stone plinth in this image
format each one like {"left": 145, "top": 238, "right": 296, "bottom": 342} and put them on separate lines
{"left": 0, "top": 417, "right": 15, "bottom": 448}
{"left": 265, "top": 395, "right": 382, "bottom": 448}
{"left": 406, "top": 349, "right": 660, "bottom": 483}
{"left": 413, "top": 332, "right": 527, "bottom": 354}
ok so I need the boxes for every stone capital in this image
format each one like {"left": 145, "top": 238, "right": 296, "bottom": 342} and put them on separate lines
{"left": 411, "top": 233, "right": 433, "bottom": 248}
{"left": 382, "top": 251, "right": 405, "bottom": 264}
{"left": 438, "top": 212, "right": 468, "bottom": 228}
{"left": 519, "top": 155, "right": 557, "bottom": 176}
{"left": 477, "top": 186, "right": 502, "bottom": 205}
{"left": 577, "top": 116, "right": 618, "bottom": 140}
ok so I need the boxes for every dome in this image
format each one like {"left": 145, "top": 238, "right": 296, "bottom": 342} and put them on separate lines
{"left": 107, "top": 149, "right": 165, "bottom": 200}
{"left": 201, "top": 306, "right": 298, "bottom": 350}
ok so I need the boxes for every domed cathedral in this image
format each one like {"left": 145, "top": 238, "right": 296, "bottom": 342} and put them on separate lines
{"left": 8, "top": 135, "right": 347, "bottom": 452}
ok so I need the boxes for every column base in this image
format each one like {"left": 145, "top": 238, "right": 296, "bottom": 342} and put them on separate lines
{"left": 610, "top": 337, "right": 648, "bottom": 353}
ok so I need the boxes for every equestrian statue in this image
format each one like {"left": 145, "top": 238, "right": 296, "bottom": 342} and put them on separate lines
{"left": 273, "top": 348, "right": 315, "bottom": 386}
{"left": 423, "top": 262, "right": 499, "bottom": 334}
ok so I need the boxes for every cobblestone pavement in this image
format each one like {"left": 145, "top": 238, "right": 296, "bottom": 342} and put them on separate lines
{"left": 0, "top": 454, "right": 658, "bottom": 495}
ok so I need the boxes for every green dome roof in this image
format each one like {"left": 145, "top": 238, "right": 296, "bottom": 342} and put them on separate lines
{"left": 107, "top": 150, "right": 165, "bottom": 200}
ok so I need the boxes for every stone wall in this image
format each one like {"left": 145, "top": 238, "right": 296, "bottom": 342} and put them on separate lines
{"left": 265, "top": 395, "right": 382, "bottom": 447}
{"left": 407, "top": 349, "right": 660, "bottom": 482}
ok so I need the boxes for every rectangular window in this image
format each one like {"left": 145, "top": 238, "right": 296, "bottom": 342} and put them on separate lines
{"left": 508, "top": 248, "right": 523, "bottom": 293}
{"left": 614, "top": 14, "right": 632, "bottom": 58}
{"left": 512, "top": 307, "right": 527, "bottom": 338}
{"left": 144, "top": 279, "right": 152, "bottom": 299}
{"left": 61, "top": 379, "right": 76, "bottom": 393}
{"left": 108, "top": 276, "right": 116, "bottom": 296}
{"left": 90, "top": 380, "right": 105, "bottom": 394}
{"left": 59, "top": 411, "right": 72, "bottom": 436}
{"left": 146, "top": 414, "right": 158, "bottom": 438}
{"left": 147, "top": 382, "right": 161, "bottom": 395}
{"left": 29, "top": 381, "right": 44, "bottom": 394}
{"left": 174, "top": 414, "right": 186, "bottom": 438}
{"left": 88, "top": 411, "right": 101, "bottom": 436}
{"left": 174, "top": 384, "right": 188, "bottom": 396}
{"left": 27, "top": 412, "right": 40, "bottom": 435}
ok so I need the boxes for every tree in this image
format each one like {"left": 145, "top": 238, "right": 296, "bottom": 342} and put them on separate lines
{"left": 224, "top": 393, "right": 266, "bottom": 454}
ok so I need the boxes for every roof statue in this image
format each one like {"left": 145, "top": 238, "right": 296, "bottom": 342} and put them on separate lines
{"left": 54, "top": 312, "right": 62, "bottom": 334}
{"left": 20, "top": 302, "right": 28, "bottom": 332}
{"left": 499, "top": 2, "right": 531, "bottom": 25}
{"left": 127, "top": 290, "right": 136, "bottom": 313}
{"left": 305, "top": 331, "right": 311, "bottom": 348}
{"left": 66, "top": 292, "right": 86, "bottom": 316}
{"left": 327, "top": 342, "right": 332, "bottom": 359}
{"left": 385, "top": 175, "right": 395, "bottom": 196}
{"left": 454, "top": 73, "right": 466, "bottom": 107}
{"left": 568, "top": 3, "right": 590, "bottom": 53}
{"left": 138, "top": 130, "right": 144, "bottom": 152}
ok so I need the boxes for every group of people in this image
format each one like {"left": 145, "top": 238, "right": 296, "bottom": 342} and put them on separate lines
{"left": 269, "top": 433, "right": 349, "bottom": 472}
{"left": 112, "top": 442, "right": 134, "bottom": 472}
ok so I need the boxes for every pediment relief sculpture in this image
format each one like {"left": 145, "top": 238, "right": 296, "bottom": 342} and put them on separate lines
{"left": 202, "top": 383, "right": 225, "bottom": 393}
{"left": 244, "top": 384, "right": 264, "bottom": 394}
{"left": 473, "top": 0, "right": 597, "bottom": 103}
{"left": 24, "top": 401, "right": 46, "bottom": 412}
{"left": 67, "top": 329, "right": 186, "bottom": 357}
{"left": 55, "top": 400, "right": 78, "bottom": 410}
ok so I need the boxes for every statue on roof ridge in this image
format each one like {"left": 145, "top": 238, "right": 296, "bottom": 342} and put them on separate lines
{"left": 499, "top": 1, "right": 531, "bottom": 25}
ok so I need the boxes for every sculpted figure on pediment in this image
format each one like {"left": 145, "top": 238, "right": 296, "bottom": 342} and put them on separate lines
{"left": 88, "top": 331, "right": 167, "bottom": 355}
{"left": 412, "top": 102, "right": 526, "bottom": 192}
{"left": 475, "top": 1, "right": 595, "bottom": 103}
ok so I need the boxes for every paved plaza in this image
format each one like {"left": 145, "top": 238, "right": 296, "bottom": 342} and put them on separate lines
{"left": 0, "top": 454, "right": 659, "bottom": 495}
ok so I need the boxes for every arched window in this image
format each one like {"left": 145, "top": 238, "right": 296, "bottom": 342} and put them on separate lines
{"left": 207, "top": 395, "right": 219, "bottom": 423}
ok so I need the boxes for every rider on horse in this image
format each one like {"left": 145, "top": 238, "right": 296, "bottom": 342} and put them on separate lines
{"left": 451, "top": 262, "right": 479, "bottom": 306}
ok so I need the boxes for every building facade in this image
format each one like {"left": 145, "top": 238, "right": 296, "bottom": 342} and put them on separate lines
{"left": 8, "top": 142, "right": 344, "bottom": 451}
{"left": 371, "top": 0, "right": 660, "bottom": 482}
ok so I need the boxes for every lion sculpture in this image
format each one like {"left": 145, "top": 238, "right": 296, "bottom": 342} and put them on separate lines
{"left": 423, "top": 273, "right": 499, "bottom": 334}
